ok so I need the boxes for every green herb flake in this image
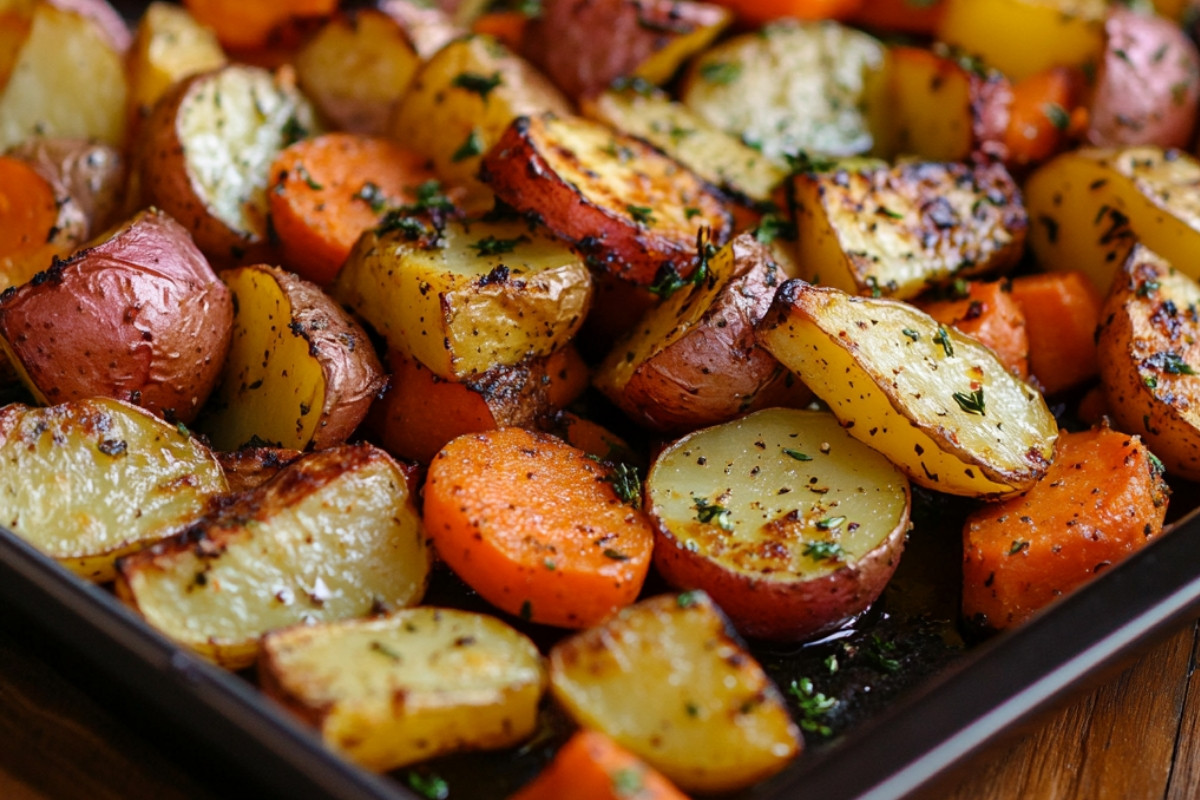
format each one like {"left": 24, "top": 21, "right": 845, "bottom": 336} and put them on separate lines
{"left": 824, "top": 654, "right": 839, "bottom": 674}
{"left": 787, "top": 677, "right": 837, "bottom": 738}
{"left": 866, "top": 636, "right": 901, "bottom": 673}
{"left": 353, "top": 181, "right": 389, "bottom": 214}
{"left": 1009, "top": 539, "right": 1030, "bottom": 555}
{"left": 693, "top": 496, "right": 734, "bottom": 531}
{"left": 470, "top": 235, "right": 525, "bottom": 257}
{"left": 611, "top": 768, "right": 644, "bottom": 798}
{"left": 606, "top": 462, "right": 643, "bottom": 507}
{"left": 876, "top": 205, "right": 904, "bottom": 220}
{"left": 176, "top": 421, "right": 191, "bottom": 438}
{"left": 755, "top": 213, "right": 796, "bottom": 244}
{"left": 405, "top": 772, "right": 449, "bottom": 800}
{"left": 902, "top": 328, "right": 920, "bottom": 342}
{"left": 1136, "top": 280, "right": 1160, "bottom": 298}
{"left": 451, "top": 129, "right": 485, "bottom": 162}
{"left": 452, "top": 70, "right": 503, "bottom": 99}
{"left": 293, "top": 163, "right": 323, "bottom": 191}
{"left": 1043, "top": 102, "right": 1070, "bottom": 132}
{"left": 676, "top": 590, "right": 700, "bottom": 608}
{"left": 953, "top": 387, "right": 986, "bottom": 416}
{"left": 933, "top": 325, "right": 954, "bottom": 357}
{"left": 783, "top": 448, "right": 813, "bottom": 462}
{"left": 684, "top": 206, "right": 702, "bottom": 220}
{"left": 815, "top": 516, "right": 846, "bottom": 531}
{"left": 627, "top": 204, "right": 655, "bottom": 226}
{"left": 699, "top": 61, "right": 741, "bottom": 84}
{"left": 803, "top": 540, "right": 844, "bottom": 563}
{"left": 1144, "top": 374, "right": 1158, "bottom": 389}
{"left": 369, "top": 640, "right": 403, "bottom": 661}
{"left": 603, "top": 548, "right": 631, "bottom": 561}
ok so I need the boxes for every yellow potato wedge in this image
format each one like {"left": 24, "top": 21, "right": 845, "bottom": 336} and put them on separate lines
{"left": 647, "top": 408, "right": 910, "bottom": 641}
{"left": 260, "top": 608, "right": 546, "bottom": 772}
{"left": 199, "top": 264, "right": 385, "bottom": 452}
{"left": 786, "top": 161, "right": 1027, "bottom": 300}
{"left": 680, "top": 20, "right": 889, "bottom": 161}
{"left": 757, "top": 281, "right": 1059, "bottom": 498}
{"left": 334, "top": 216, "right": 591, "bottom": 380}
{"left": 1025, "top": 146, "right": 1200, "bottom": 293}
{"left": 116, "top": 443, "right": 431, "bottom": 670}
{"left": 548, "top": 591, "right": 801, "bottom": 794}
{"left": 1096, "top": 244, "right": 1200, "bottom": 481}
{"left": 0, "top": 398, "right": 226, "bottom": 582}
{"left": 126, "top": 2, "right": 226, "bottom": 124}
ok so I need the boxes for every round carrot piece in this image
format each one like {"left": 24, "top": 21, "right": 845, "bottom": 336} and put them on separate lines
{"left": 424, "top": 427, "right": 654, "bottom": 629}
{"left": 511, "top": 730, "right": 688, "bottom": 800}
{"left": 0, "top": 157, "right": 60, "bottom": 289}
{"left": 1004, "top": 67, "right": 1085, "bottom": 167}
{"left": 267, "top": 133, "right": 440, "bottom": 286}
{"left": 183, "top": 0, "right": 337, "bottom": 51}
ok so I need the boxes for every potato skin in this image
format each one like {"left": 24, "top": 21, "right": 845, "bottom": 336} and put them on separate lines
{"left": 5, "top": 137, "right": 125, "bottom": 237}
{"left": 0, "top": 209, "right": 232, "bottom": 423}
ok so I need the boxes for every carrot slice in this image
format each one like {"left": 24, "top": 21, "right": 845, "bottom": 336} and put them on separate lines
{"left": 510, "top": 730, "right": 689, "bottom": 800}
{"left": 472, "top": 11, "right": 529, "bottom": 51}
{"left": 962, "top": 427, "right": 1170, "bottom": 630}
{"left": 183, "top": 0, "right": 336, "bottom": 51}
{"left": 0, "top": 157, "right": 60, "bottom": 290}
{"left": 424, "top": 427, "right": 654, "bottom": 629}
{"left": 918, "top": 280, "right": 1029, "bottom": 379}
{"left": 1009, "top": 271, "right": 1103, "bottom": 395}
{"left": 709, "top": 0, "right": 864, "bottom": 24}
{"left": 267, "top": 133, "right": 440, "bottom": 286}
{"left": 849, "top": 0, "right": 945, "bottom": 34}
{"left": 1003, "top": 67, "right": 1085, "bottom": 167}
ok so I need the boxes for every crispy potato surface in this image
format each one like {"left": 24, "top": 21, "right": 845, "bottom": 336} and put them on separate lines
{"left": 126, "top": 2, "right": 226, "bottom": 123}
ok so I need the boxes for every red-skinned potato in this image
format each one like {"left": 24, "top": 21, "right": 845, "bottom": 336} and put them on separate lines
{"left": 481, "top": 113, "right": 732, "bottom": 287}
{"left": 0, "top": 208, "right": 232, "bottom": 423}
{"left": 1088, "top": 7, "right": 1200, "bottom": 149}
{"left": 646, "top": 408, "right": 911, "bottom": 641}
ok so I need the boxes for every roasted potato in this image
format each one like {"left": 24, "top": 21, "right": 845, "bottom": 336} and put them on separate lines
{"left": 116, "top": 443, "right": 431, "bottom": 669}
{"left": 1024, "top": 146, "right": 1200, "bottom": 292}
{"left": 215, "top": 446, "right": 303, "bottom": 493}
{"left": 937, "top": 0, "right": 1106, "bottom": 82}
{"left": 199, "top": 264, "right": 384, "bottom": 452}
{"left": 1086, "top": 7, "right": 1200, "bottom": 149}
{"left": 260, "top": 608, "right": 546, "bottom": 772}
{"left": 334, "top": 216, "right": 592, "bottom": 380}
{"left": 0, "top": 0, "right": 129, "bottom": 149}
{"left": 680, "top": 20, "right": 889, "bottom": 161}
{"left": 1096, "top": 244, "right": 1200, "bottom": 481}
{"left": 481, "top": 113, "right": 733, "bottom": 287}
{"left": 0, "top": 398, "right": 226, "bottom": 582}
{"left": 0, "top": 208, "right": 233, "bottom": 423}
{"left": 786, "top": 161, "right": 1027, "bottom": 300}
{"left": 758, "top": 281, "right": 1059, "bottom": 498}
{"left": 388, "top": 34, "right": 571, "bottom": 210}
{"left": 594, "top": 233, "right": 806, "bottom": 432}
{"left": 519, "top": 0, "right": 731, "bottom": 100}
{"left": 548, "top": 592, "right": 801, "bottom": 793}
{"left": 647, "top": 408, "right": 911, "bottom": 641}
{"left": 581, "top": 86, "right": 788, "bottom": 204}
{"left": 126, "top": 2, "right": 226, "bottom": 124}
{"left": 138, "top": 63, "right": 319, "bottom": 263}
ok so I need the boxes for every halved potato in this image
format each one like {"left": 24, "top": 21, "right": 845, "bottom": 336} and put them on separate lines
{"left": 648, "top": 408, "right": 910, "bottom": 641}
{"left": 520, "top": 0, "right": 731, "bottom": 99}
{"left": 680, "top": 20, "right": 889, "bottom": 160}
{"left": 0, "top": 0, "right": 129, "bottom": 149}
{"left": 1096, "top": 245, "right": 1200, "bottom": 481}
{"left": 0, "top": 208, "right": 233, "bottom": 423}
{"left": 126, "top": 2, "right": 226, "bottom": 124}
{"left": 334, "top": 216, "right": 591, "bottom": 380}
{"left": 199, "top": 264, "right": 384, "bottom": 452}
{"left": 0, "top": 398, "right": 226, "bottom": 582}
{"left": 594, "top": 233, "right": 805, "bottom": 432}
{"left": 387, "top": 34, "right": 570, "bottom": 209}
{"left": 481, "top": 113, "right": 733, "bottom": 287}
{"left": 1024, "top": 146, "right": 1200, "bottom": 292}
{"left": 260, "top": 608, "right": 546, "bottom": 772}
{"left": 758, "top": 281, "right": 1059, "bottom": 497}
{"left": 116, "top": 443, "right": 431, "bottom": 670}
{"left": 548, "top": 591, "right": 801, "bottom": 793}
{"left": 581, "top": 87, "right": 788, "bottom": 204}
{"left": 138, "top": 63, "right": 319, "bottom": 263}
{"left": 786, "top": 161, "right": 1027, "bottom": 300}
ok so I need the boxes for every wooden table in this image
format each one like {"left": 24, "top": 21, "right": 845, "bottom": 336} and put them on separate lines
{"left": 1, "top": 612, "right": 1198, "bottom": 800}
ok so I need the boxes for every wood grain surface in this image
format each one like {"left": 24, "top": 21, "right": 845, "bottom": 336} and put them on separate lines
{"left": 1, "top": 611, "right": 1198, "bottom": 799}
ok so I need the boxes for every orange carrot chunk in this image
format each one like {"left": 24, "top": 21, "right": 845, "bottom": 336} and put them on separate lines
{"left": 1003, "top": 66, "right": 1085, "bottom": 167}
{"left": 0, "top": 157, "right": 61, "bottom": 290}
{"left": 472, "top": 11, "right": 530, "bottom": 51}
{"left": 962, "top": 427, "right": 1170, "bottom": 630}
{"left": 849, "top": 0, "right": 945, "bottom": 35}
{"left": 424, "top": 427, "right": 654, "bottom": 629}
{"left": 918, "top": 280, "right": 1029, "bottom": 379}
{"left": 1009, "top": 270, "right": 1103, "bottom": 395}
{"left": 183, "top": 0, "right": 337, "bottom": 51}
{"left": 707, "top": 0, "right": 864, "bottom": 25}
{"left": 267, "top": 133, "right": 441, "bottom": 286}
{"left": 510, "top": 730, "right": 689, "bottom": 800}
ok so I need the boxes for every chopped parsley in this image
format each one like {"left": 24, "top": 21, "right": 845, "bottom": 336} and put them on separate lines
{"left": 1009, "top": 539, "right": 1030, "bottom": 555}
{"left": 755, "top": 213, "right": 796, "bottom": 244}
{"left": 353, "top": 181, "right": 389, "bottom": 214}
{"left": 603, "top": 548, "right": 631, "bottom": 561}
{"left": 902, "top": 328, "right": 920, "bottom": 342}
{"left": 1043, "top": 102, "right": 1070, "bottom": 132}
{"left": 953, "top": 388, "right": 986, "bottom": 416}
{"left": 451, "top": 128, "right": 485, "bottom": 162}
{"left": 693, "top": 497, "right": 734, "bottom": 531}
{"left": 405, "top": 772, "right": 449, "bottom": 800}
{"left": 699, "top": 61, "right": 741, "bottom": 84}
{"left": 611, "top": 768, "right": 644, "bottom": 797}
{"left": 369, "top": 640, "right": 403, "bottom": 661}
{"left": 606, "top": 462, "right": 643, "bottom": 507}
{"left": 293, "top": 163, "right": 323, "bottom": 191}
{"left": 933, "top": 325, "right": 954, "bottom": 357}
{"left": 452, "top": 70, "right": 503, "bottom": 99}
{"left": 470, "top": 235, "right": 525, "bottom": 256}
{"left": 815, "top": 516, "right": 846, "bottom": 531}
{"left": 783, "top": 448, "right": 813, "bottom": 461}
{"left": 676, "top": 591, "right": 700, "bottom": 608}
{"left": 787, "top": 678, "right": 837, "bottom": 738}
{"left": 866, "top": 636, "right": 901, "bottom": 673}
{"left": 1136, "top": 280, "right": 1161, "bottom": 298}
{"left": 803, "top": 540, "right": 844, "bottom": 562}
{"left": 627, "top": 204, "right": 655, "bottom": 225}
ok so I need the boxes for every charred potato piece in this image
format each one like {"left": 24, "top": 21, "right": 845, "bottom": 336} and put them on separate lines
{"left": 647, "top": 408, "right": 910, "bottom": 641}
{"left": 0, "top": 0, "right": 129, "bottom": 149}
{"left": 937, "top": 0, "right": 1106, "bottom": 82}
{"left": 116, "top": 443, "right": 431, "bottom": 670}
{"left": 199, "top": 265, "right": 384, "bottom": 452}
{"left": 0, "top": 398, "right": 226, "bottom": 582}
{"left": 581, "top": 87, "right": 788, "bottom": 204}
{"left": 138, "top": 64, "right": 318, "bottom": 263}
{"left": 388, "top": 35, "right": 570, "bottom": 210}
{"left": 1025, "top": 146, "right": 1200, "bottom": 292}
{"left": 216, "top": 447, "right": 303, "bottom": 493}
{"left": 126, "top": 2, "right": 226, "bottom": 124}
{"left": 481, "top": 113, "right": 732, "bottom": 287}
{"left": 334, "top": 217, "right": 591, "bottom": 380}
{"left": 1096, "top": 245, "right": 1200, "bottom": 480}
{"left": 758, "top": 281, "right": 1059, "bottom": 497}
{"left": 1087, "top": 8, "right": 1200, "bottom": 149}
{"left": 0, "top": 209, "right": 233, "bottom": 423}
{"left": 520, "top": 0, "right": 731, "bottom": 100}
{"left": 548, "top": 592, "right": 801, "bottom": 793}
{"left": 786, "top": 162, "right": 1026, "bottom": 300}
{"left": 885, "top": 45, "right": 1011, "bottom": 163}
{"left": 260, "top": 608, "right": 546, "bottom": 772}
{"left": 680, "top": 20, "right": 889, "bottom": 161}
{"left": 594, "top": 233, "right": 805, "bottom": 432}
{"left": 294, "top": 9, "right": 420, "bottom": 136}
